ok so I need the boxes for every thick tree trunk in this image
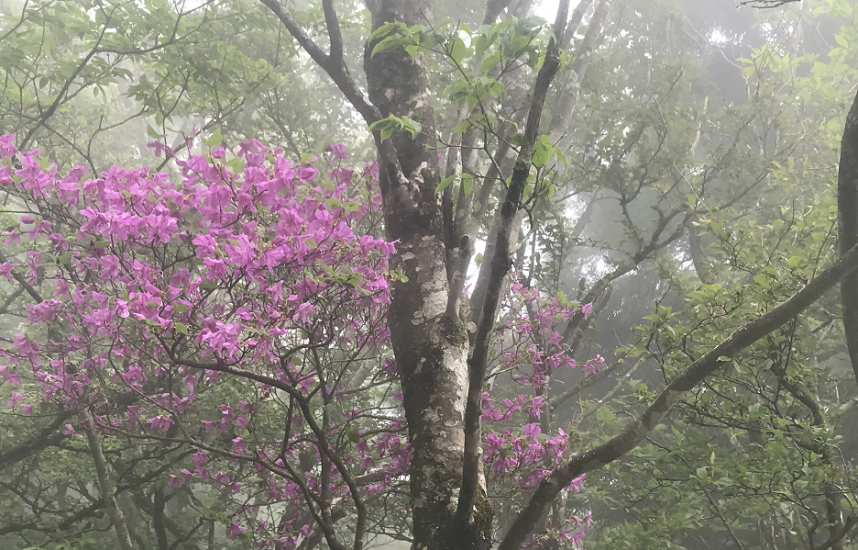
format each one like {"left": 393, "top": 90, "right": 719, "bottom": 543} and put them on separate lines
{"left": 363, "top": 3, "right": 476, "bottom": 549}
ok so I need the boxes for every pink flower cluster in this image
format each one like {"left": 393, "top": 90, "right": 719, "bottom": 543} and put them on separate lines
{"left": 0, "top": 134, "right": 404, "bottom": 546}
{"left": 499, "top": 283, "right": 602, "bottom": 388}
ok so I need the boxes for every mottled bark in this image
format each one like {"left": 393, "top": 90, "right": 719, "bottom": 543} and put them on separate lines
{"left": 260, "top": 0, "right": 475, "bottom": 546}
{"left": 689, "top": 224, "right": 714, "bottom": 284}
{"left": 363, "top": 3, "right": 476, "bottom": 549}
{"left": 838, "top": 89, "right": 858, "bottom": 390}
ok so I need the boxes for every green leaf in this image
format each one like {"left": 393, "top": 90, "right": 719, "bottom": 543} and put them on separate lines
{"left": 462, "top": 173, "right": 474, "bottom": 195}
{"left": 202, "top": 127, "right": 222, "bottom": 147}
{"left": 489, "top": 79, "right": 505, "bottom": 97}
{"left": 147, "top": 125, "right": 164, "bottom": 139}
{"left": 401, "top": 116, "right": 422, "bottom": 138}
{"left": 453, "top": 120, "right": 473, "bottom": 133}
{"left": 368, "top": 21, "right": 402, "bottom": 41}
{"left": 369, "top": 116, "right": 401, "bottom": 142}
{"left": 225, "top": 158, "right": 244, "bottom": 175}
{"left": 436, "top": 175, "right": 456, "bottom": 194}
{"left": 480, "top": 50, "right": 502, "bottom": 73}
{"left": 449, "top": 37, "right": 468, "bottom": 64}
{"left": 372, "top": 35, "right": 409, "bottom": 57}
{"left": 531, "top": 135, "right": 552, "bottom": 168}
{"left": 174, "top": 322, "right": 189, "bottom": 335}
{"left": 473, "top": 34, "right": 490, "bottom": 57}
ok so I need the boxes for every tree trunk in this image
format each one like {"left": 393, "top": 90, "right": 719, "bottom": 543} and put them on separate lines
{"left": 83, "top": 408, "right": 135, "bottom": 550}
{"left": 364, "top": 3, "right": 478, "bottom": 549}
{"left": 838, "top": 89, "right": 858, "bottom": 389}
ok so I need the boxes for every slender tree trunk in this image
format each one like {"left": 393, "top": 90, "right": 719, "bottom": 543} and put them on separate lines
{"left": 838, "top": 90, "right": 858, "bottom": 388}
{"left": 83, "top": 408, "right": 135, "bottom": 550}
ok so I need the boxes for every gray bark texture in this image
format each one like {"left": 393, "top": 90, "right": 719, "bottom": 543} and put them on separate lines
{"left": 364, "top": 2, "right": 474, "bottom": 548}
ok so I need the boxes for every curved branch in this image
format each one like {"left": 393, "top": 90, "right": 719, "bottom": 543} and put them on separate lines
{"left": 456, "top": 0, "right": 572, "bottom": 529}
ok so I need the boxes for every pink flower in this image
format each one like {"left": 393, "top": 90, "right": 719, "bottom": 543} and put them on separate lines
{"left": 147, "top": 416, "right": 174, "bottom": 430}
{"left": 0, "top": 134, "right": 19, "bottom": 158}
{"left": 326, "top": 143, "right": 349, "bottom": 161}
{"left": 226, "top": 521, "right": 247, "bottom": 540}
{"left": 147, "top": 140, "right": 174, "bottom": 158}
{"left": 27, "top": 300, "right": 59, "bottom": 323}
{"left": 292, "top": 302, "right": 314, "bottom": 324}
{"left": 6, "top": 392, "right": 23, "bottom": 408}
{"left": 203, "top": 257, "right": 228, "bottom": 278}
{"left": 566, "top": 473, "right": 585, "bottom": 493}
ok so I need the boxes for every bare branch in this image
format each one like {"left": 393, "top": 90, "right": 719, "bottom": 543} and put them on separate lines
{"left": 0, "top": 248, "right": 43, "bottom": 303}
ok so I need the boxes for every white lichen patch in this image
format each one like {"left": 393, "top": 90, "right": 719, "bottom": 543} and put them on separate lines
{"left": 410, "top": 161, "right": 429, "bottom": 182}
{"left": 411, "top": 253, "right": 448, "bottom": 325}
{"left": 417, "top": 286, "right": 447, "bottom": 323}
{"left": 443, "top": 346, "right": 468, "bottom": 420}
{"left": 424, "top": 408, "right": 440, "bottom": 424}
{"left": 409, "top": 89, "right": 430, "bottom": 111}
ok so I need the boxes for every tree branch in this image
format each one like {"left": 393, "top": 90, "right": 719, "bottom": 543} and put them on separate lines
{"left": 455, "top": 0, "right": 572, "bottom": 528}
{"left": 83, "top": 408, "right": 134, "bottom": 550}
